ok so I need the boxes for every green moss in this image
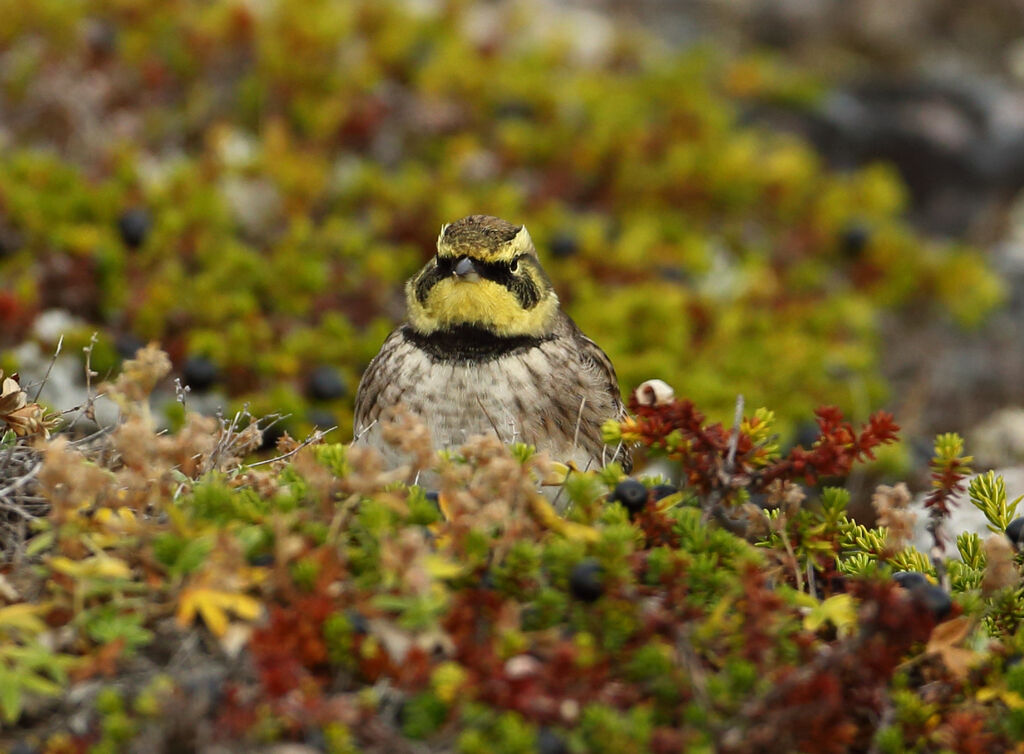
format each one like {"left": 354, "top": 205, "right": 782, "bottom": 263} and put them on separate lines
{"left": 579, "top": 704, "right": 653, "bottom": 754}
{"left": 400, "top": 691, "right": 448, "bottom": 739}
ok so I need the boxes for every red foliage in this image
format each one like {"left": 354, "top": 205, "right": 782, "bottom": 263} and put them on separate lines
{"left": 923, "top": 442, "right": 972, "bottom": 549}
{"left": 214, "top": 684, "right": 259, "bottom": 741}
{"left": 934, "top": 711, "right": 997, "bottom": 754}
{"left": 721, "top": 579, "right": 939, "bottom": 754}
{"left": 625, "top": 398, "right": 900, "bottom": 500}
{"left": 736, "top": 565, "right": 788, "bottom": 667}
{"left": 650, "top": 726, "right": 689, "bottom": 753}
{"left": 758, "top": 407, "right": 900, "bottom": 488}
{"left": 442, "top": 589, "right": 649, "bottom": 725}
{"left": 626, "top": 396, "right": 741, "bottom": 496}
{"left": 249, "top": 595, "right": 335, "bottom": 698}
{"left": 633, "top": 502, "right": 681, "bottom": 548}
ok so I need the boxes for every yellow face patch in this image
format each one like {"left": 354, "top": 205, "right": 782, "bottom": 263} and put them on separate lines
{"left": 407, "top": 277, "right": 558, "bottom": 337}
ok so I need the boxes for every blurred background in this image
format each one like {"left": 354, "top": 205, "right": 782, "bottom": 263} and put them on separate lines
{"left": 1, "top": 0, "right": 1022, "bottom": 478}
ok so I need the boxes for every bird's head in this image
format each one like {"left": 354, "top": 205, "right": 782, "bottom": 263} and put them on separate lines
{"left": 406, "top": 215, "right": 559, "bottom": 337}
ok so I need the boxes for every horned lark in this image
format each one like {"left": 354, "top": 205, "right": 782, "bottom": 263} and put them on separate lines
{"left": 354, "top": 215, "right": 630, "bottom": 473}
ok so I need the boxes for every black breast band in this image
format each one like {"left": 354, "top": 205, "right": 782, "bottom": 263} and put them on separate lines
{"left": 402, "top": 324, "right": 552, "bottom": 362}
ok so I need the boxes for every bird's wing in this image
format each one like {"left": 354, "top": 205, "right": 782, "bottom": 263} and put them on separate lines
{"left": 352, "top": 326, "right": 407, "bottom": 435}
{"left": 563, "top": 316, "right": 633, "bottom": 473}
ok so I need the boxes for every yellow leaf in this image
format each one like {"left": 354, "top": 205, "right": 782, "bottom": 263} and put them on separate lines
{"left": 0, "top": 603, "right": 48, "bottom": 636}
{"left": 92, "top": 507, "right": 138, "bottom": 532}
{"left": 425, "top": 555, "right": 463, "bottom": 581}
{"left": 177, "top": 587, "right": 263, "bottom": 637}
{"left": 528, "top": 494, "right": 600, "bottom": 543}
{"left": 50, "top": 555, "right": 132, "bottom": 580}
{"left": 542, "top": 462, "right": 571, "bottom": 486}
{"left": 93, "top": 556, "right": 133, "bottom": 579}
{"left": 437, "top": 492, "right": 455, "bottom": 521}
{"left": 93, "top": 509, "right": 114, "bottom": 525}
{"left": 978, "top": 687, "right": 1024, "bottom": 709}
{"left": 803, "top": 594, "right": 857, "bottom": 637}
{"left": 788, "top": 590, "right": 819, "bottom": 609}
{"left": 49, "top": 556, "right": 81, "bottom": 577}
{"left": 655, "top": 492, "right": 685, "bottom": 510}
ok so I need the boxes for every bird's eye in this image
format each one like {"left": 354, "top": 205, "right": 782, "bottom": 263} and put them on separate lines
{"left": 509, "top": 259, "right": 520, "bottom": 273}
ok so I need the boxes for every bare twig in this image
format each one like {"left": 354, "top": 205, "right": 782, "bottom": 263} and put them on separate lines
{"left": 778, "top": 525, "right": 805, "bottom": 592}
{"left": 725, "top": 393, "right": 744, "bottom": 476}
{"left": 246, "top": 427, "right": 333, "bottom": 469}
{"left": 0, "top": 462, "right": 41, "bottom": 501}
{"left": 30, "top": 334, "right": 63, "bottom": 403}
{"left": 174, "top": 378, "right": 191, "bottom": 409}
{"left": 504, "top": 411, "right": 520, "bottom": 445}
{"left": 66, "top": 333, "right": 106, "bottom": 431}
{"left": 550, "top": 457, "right": 593, "bottom": 513}
{"left": 350, "top": 419, "right": 378, "bottom": 445}
{"left": 806, "top": 561, "right": 817, "bottom": 600}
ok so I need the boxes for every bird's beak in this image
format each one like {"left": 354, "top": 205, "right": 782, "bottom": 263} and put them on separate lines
{"left": 453, "top": 256, "right": 480, "bottom": 282}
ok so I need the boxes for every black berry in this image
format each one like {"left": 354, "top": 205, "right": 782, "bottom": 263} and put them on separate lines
{"left": 537, "top": 727, "right": 569, "bottom": 754}
{"left": 892, "top": 571, "right": 929, "bottom": 590}
{"left": 569, "top": 559, "right": 604, "bottom": 603}
{"left": 115, "top": 333, "right": 146, "bottom": 361}
{"left": 307, "top": 409, "right": 337, "bottom": 430}
{"left": 912, "top": 583, "right": 953, "bottom": 621}
{"left": 303, "top": 729, "right": 327, "bottom": 750}
{"left": 306, "top": 365, "right": 347, "bottom": 401}
{"left": 549, "top": 232, "right": 579, "bottom": 259}
{"left": 609, "top": 479, "right": 648, "bottom": 515}
{"left": 424, "top": 490, "right": 440, "bottom": 511}
{"left": 345, "top": 609, "right": 369, "bottom": 635}
{"left": 791, "top": 420, "right": 820, "bottom": 450}
{"left": 247, "top": 552, "right": 275, "bottom": 567}
{"left": 117, "top": 208, "right": 152, "bottom": 249}
{"left": 494, "top": 99, "right": 535, "bottom": 121}
{"left": 1006, "top": 517, "right": 1024, "bottom": 548}
{"left": 182, "top": 356, "right": 219, "bottom": 392}
{"left": 839, "top": 222, "right": 870, "bottom": 258}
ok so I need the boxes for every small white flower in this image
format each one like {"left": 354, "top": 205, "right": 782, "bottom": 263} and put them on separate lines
{"left": 634, "top": 379, "right": 674, "bottom": 407}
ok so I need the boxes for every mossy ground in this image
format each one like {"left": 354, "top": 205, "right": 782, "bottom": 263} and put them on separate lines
{"left": 0, "top": 352, "right": 1022, "bottom": 752}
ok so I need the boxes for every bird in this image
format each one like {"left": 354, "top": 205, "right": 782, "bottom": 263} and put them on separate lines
{"left": 353, "top": 214, "right": 631, "bottom": 474}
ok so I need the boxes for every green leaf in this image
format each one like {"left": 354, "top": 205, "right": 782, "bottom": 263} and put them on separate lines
{"left": 24, "top": 529, "right": 54, "bottom": 558}
{"left": 968, "top": 471, "right": 1019, "bottom": 533}
{"left": 172, "top": 536, "right": 214, "bottom": 576}
{"left": 888, "top": 548, "right": 933, "bottom": 575}
{"left": 957, "top": 532, "right": 985, "bottom": 570}
{"left": 837, "top": 552, "right": 877, "bottom": 577}
{"left": 820, "top": 487, "right": 850, "bottom": 527}
{"left": 86, "top": 608, "right": 154, "bottom": 651}
{"left": 0, "top": 667, "right": 23, "bottom": 724}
